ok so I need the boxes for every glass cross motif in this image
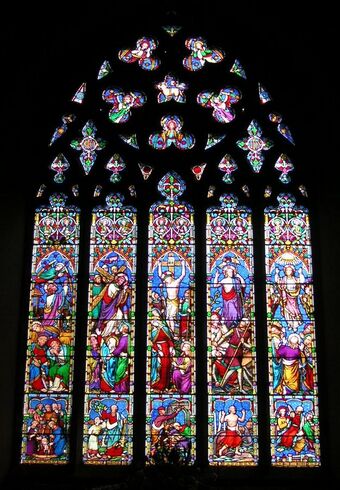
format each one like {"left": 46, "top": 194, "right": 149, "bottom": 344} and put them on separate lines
{"left": 236, "top": 120, "right": 273, "bottom": 173}
{"left": 274, "top": 153, "right": 294, "bottom": 183}
{"left": 106, "top": 154, "right": 126, "bottom": 183}
{"left": 70, "top": 121, "right": 106, "bottom": 175}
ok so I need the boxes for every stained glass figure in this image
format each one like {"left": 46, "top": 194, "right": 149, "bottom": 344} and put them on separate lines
{"left": 93, "top": 185, "right": 102, "bottom": 197}
{"left": 36, "top": 184, "right": 46, "bottom": 198}
{"left": 183, "top": 37, "right": 224, "bottom": 71}
{"left": 269, "top": 113, "right": 295, "bottom": 145}
{"left": 102, "top": 88, "right": 146, "bottom": 124}
{"left": 205, "top": 134, "right": 226, "bottom": 150}
{"left": 146, "top": 172, "right": 196, "bottom": 465}
{"left": 162, "top": 26, "right": 182, "bottom": 37}
{"left": 258, "top": 83, "right": 271, "bottom": 104}
{"left": 191, "top": 163, "right": 207, "bottom": 180}
{"left": 149, "top": 115, "right": 195, "bottom": 150}
{"left": 21, "top": 194, "right": 80, "bottom": 464}
{"left": 274, "top": 154, "right": 294, "bottom": 183}
{"left": 155, "top": 75, "right": 188, "bottom": 104}
{"left": 230, "top": 59, "right": 247, "bottom": 79}
{"left": 83, "top": 194, "right": 137, "bottom": 464}
{"left": 70, "top": 121, "right": 106, "bottom": 175}
{"left": 265, "top": 194, "right": 321, "bottom": 466}
{"left": 119, "top": 134, "right": 139, "bottom": 149}
{"left": 72, "top": 83, "right": 86, "bottom": 104}
{"left": 49, "top": 114, "right": 76, "bottom": 146}
{"left": 207, "top": 186, "right": 216, "bottom": 198}
{"left": 128, "top": 185, "right": 136, "bottom": 197}
{"left": 207, "top": 194, "right": 258, "bottom": 465}
{"left": 197, "top": 88, "right": 241, "bottom": 124}
{"left": 98, "top": 60, "right": 113, "bottom": 80}
{"left": 50, "top": 154, "right": 70, "bottom": 183}
{"left": 236, "top": 120, "right": 273, "bottom": 173}
{"left": 138, "top": 163, "right": 153, "bottom": 180}
{"left": 72, "top": 185, "right": 79, "bottom": 197}
{"left": 118, "top": 37, "right": 160, "bottom": 71}
{"left": 299, "top": 185, "right": 308, "bottom": 198}
{"left": 218, "top": 154, "right": 238, "bottom": 184}
{"left": 106, "top": 154, "right": 126, "bottom": 183}
{"left": 264, "top": 186, "right": 272, "bottom": 198}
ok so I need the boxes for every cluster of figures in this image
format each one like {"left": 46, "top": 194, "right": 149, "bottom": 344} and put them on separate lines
{"left": 29, "top": 253, "right": 74, "bottom": 393}
{"left": 149, "top": 257, "right": 194, "bottom": 394}
{"left": 24, "top": 401, "right": 67, "bottom": 460}
{"left": 39, "top": 215, "right": 77, "bottom": 243}
{"left": 270, "top": 322, "right": 314, "bottom": 395}
{"left": 149, "top": 402, "right": 192, "bottom": 465}
{"left": 209, "top": 256, "right": 254, "bottom": 394}
{"left": 85, "top": 402, "right": 127, "bottom": 461}
{"left": 268, "top": 261, "right": 315, "bottom": 395}
{"left": 214, "top": 404, "right": 255, "bottom": 461}
{"left": 275, "top": 404, "right": 318, "bottom": 458}
{"left": 87, "top": 253, "right": 132, "bottom": 393}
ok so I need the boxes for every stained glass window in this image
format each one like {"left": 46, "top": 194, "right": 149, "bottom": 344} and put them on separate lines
{"left": 146, "top": 173, "right": 196, "bottom": 464}
{"left": 265, "top": 194, "right": 321, "bottom": 466}
{"left": 207, "top": 194, "right": 258, "bottom": 465}
{"left": 83, "top": 194, "right": 137, "bottom": 464}
{"left": 21, "top": 194, "right": 80, "bottom": 463}
{"left": 19, "top": 24, "right": 323, "bottom": 473}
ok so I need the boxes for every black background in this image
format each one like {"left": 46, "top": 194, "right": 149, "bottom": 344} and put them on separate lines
{"left": 0, "top": 1, "right": 339, "bottom": 488}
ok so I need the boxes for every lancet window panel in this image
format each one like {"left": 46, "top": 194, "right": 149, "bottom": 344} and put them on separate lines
{"left": 146, "top": 173, "right": 196, "bottom": 465}
{"left": 206, "top": 194, "right": 258, "bottom": 466}
{"left": 21, "top": 194, "right": 80, "bottom": 464}
{"left": 265, "top": 194, "right": 321, "bottom": 467}
{"left": 83, "top": 194, "right": 137, "bottom": 465}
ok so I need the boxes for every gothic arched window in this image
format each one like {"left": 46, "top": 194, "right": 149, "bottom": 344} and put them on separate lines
{"left": 20, "top": 25, "right": 321, "bottom": 469}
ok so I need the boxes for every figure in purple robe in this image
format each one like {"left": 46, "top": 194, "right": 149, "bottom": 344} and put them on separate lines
{"left": 172, "top": 341, "right": 192, "bottom": 394}
{"left": 213, "top": 263, "right": 245, "bottom": 328}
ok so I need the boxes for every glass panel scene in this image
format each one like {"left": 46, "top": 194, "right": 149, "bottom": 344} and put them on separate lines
{"left": 265, "top": 193, "right": 321, "bottom": 466}
{"left": 207, "top": 194, "right": 258, "bottom": 465}
{"left": 21, "top": 194, "right": 80, "bottom": 464}
{"left": 146, "top": 173, "right": 196, "bottom": 465}
{"left": 83, "top": 194, "right": 137, "bottom": 464}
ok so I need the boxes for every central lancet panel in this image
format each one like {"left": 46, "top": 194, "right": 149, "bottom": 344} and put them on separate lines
{"left": 146, "top": 172, "right": 196, "bottom": 464}
{"left": 207, "top": 194, "right": 258, "bottom": 465}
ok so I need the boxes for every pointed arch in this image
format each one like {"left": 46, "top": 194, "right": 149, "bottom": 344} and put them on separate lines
{"left": 146, "top": 172, "right": 196, "bottom": 464}
{"left": 207, "top": 194, "right": 258, "bottom": 465}
{"left": 265, "top": 194, "right": 321, "bottom": 466}
{"left": 21, "top": 194, "right": 80, "bottom": 463}
{"left": 83, "top": 194, "right": 137, "bottom": 464}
